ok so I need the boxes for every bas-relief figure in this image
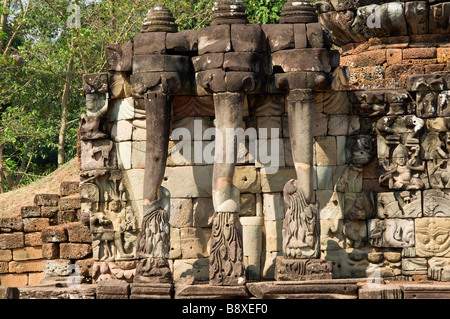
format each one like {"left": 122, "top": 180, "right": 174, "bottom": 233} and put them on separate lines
{"left": 416, "top": 218, "right": 450, "bottom": 258}
{"left": 377, "top": 191, "right": 422, "bottom": 219}
{"left": 368, "top": 219, "right": 415, "bottom": 248}
{"left": 78, "top": 0, "right": 450, "bottom": 287}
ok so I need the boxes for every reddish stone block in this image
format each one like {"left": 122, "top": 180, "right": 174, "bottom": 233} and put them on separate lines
{"left": 59, "top": 181, "right": 80, "bottom": 197}
{"left": 385, "top": 64, "right": 425, "bottom": 80}
{"left": 23, "top": 218, "right": 49, "bottom": 233}
{"left": 57, "top": 210, "right": 79, "bottom": 225}
{"left": 8, "top": 260, "right": 44, "bottom": 273}
{"left": 0, "top": 262, "right": 8, "bottom": 274}
{"left": 59, "top": 196, "right": 81, "bottom": 211}
{"left": 41, "top": 225, "right": 68, "bottom": 243}
{"left": 40, "top": 206, "right": 58, "bottom": 219}
{"left": 21, "top": 206, "right": 40, "bottom": 218}
{"left": 59, "top": 243, "right": 92, "bottom": 260}
{"left": 0, "top": 216, "right": 23, "bottom": 232}
{"left": 12, "top": 247, "right": 42, "bottom": 261}
{"left": 66, "top": 222, "right": 92, "bottom": 243}
{"left": 403, "top": 48, "right": 437, "bottom": 60}
{"left": 386, "top": 49, "right": 402, "bottom": 65}
{"left": 351, "top": 49, "right": 387, "bottom": 68}
{"left": 437, "top": 48, "right": 450, "bottom": 63}
{"left": 34, "top": 194, "right": 60, "bottom": 207}
{"left": 0, "top": 233, "right": 24, "bottom": 249}
{"left": 42, "top": 243, "right": 59, "bottom": 259}
{"left": 24, "top": 232, "right": 43, "bottom": 247}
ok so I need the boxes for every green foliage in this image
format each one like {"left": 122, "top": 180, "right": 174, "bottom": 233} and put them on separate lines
{"left": 0, "top": 0, "right": 286, "bottom": 192}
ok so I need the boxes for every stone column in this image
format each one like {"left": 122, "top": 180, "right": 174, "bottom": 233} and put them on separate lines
{"left": 274, "top": 1, "right": 333, "bottom": 281}
{"left": 132, "top": 2, "right": 178, "bottom": 285}
{"left": 134, "top": 92, "right": 172, "bottom": 284}
{"left": 209, "top": 92, "right": 246, "bottom": 286}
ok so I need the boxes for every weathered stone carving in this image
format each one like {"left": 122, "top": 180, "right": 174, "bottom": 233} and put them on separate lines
{"left": 423, "top": 189, "right": 450, "bottom": 217}
{"left": 377, "top": 191, "right": 422, "bottom": 219}
{"left": 368, "top": 218, "right": 415, "bottom": 248}
{"left": 209, "top": 212, "right": 245, "bottom": 285}
{"left": 416, "top": 218, "right": 450, "bottom": 258}
{"left": 282, "top": 179, "right": 320, "bottom": 259}
{"left": 274, "top": 258, "right": 332, "bottom": 281}
{"left": 428, "top": 258, "right": 450, "bottom": 281}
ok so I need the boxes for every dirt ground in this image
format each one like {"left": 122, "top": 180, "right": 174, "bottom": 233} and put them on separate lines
{"left": 0, "top": 157, "right": 80, "bottom": 218}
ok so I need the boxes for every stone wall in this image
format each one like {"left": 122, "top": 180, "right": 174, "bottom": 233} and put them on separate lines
{"left": 0, "top": 181, "right": 93, "bottom": 287}
{"left": 318, "top": 0, "right": 450, "bottom": 281}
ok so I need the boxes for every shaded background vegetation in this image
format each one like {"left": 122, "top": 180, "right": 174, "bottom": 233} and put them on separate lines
{"left": 0, "top": 0, "right": 287, "bottom": 193}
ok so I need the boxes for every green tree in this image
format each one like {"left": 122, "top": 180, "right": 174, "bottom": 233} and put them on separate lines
{"left": 0, "top": 0, "right": 286, "bottom": 192}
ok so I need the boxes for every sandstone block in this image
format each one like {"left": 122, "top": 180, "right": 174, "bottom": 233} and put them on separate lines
{"left": 231, "top": 24, "right": 263, "bottom": 52}
{"left": 34, "top": 194, "right": 60, "bottom": 207}
{"left": 59, "top": 243, "right": 92, "bottom": 260}
{"left": 315, "top": 136, "right": 337, "bottom": 166}
{"left": 0, "top": 250, "right": 12, "bottom": 262}
{"left": 260, "top": 167, "right": 296, "bottom": 193}
{"left": 0, "top": 274, "right": 28, "bottom": 287}
{"left": 25, "top": 232, "right": 43, "bottom": 247}
{"left": 262, "top": 24, "right": 294, "bottom": 53}
{"left": 263, "top": 193, "right": 285, "bottom": 221}
{"left": 169, "top": 227, "right": 181, "bottom": 259}
{"left": 264, "top": 220, "right": 283, "bottom": 252}
{"left": 66, "top": 222, "right": 92, "bottom": 243}
{"left": 9, "top": 260, "right": 44, "bottom": 273}
{"left": 0, "top": 233, "right": 24, "bottom": 249}
{"left": 42, "top": 243, "right": 59, "bottom": 259}
{"left": 173, "top": 258, "right": 209, "bottom": 282}
{"left": 240, "top": 216, "right": 263, "bottom": 256}
{"left": 21, "top": 206, "right": 41, "bottom": 218}
{"left": 133, "top": 32, "right": 166, "bottom": 55}
{"left": 23, "top": 218, "right": 49, "bottom": 233}
{"left": 197, "top": 25, "right": 231, "bottom": 55}
{"left": 105, "top": 40, "right": 133, "bottom": 72}
{"left": 169, "top": 198, "right": 193, "bottom": 228}
{"left": 28, "top": 272, "right": 45, "bottom": 286}
{"left": 111, "top": 120, "right": 133, "bottom": 142}
{"left": 12, "top": 247, "right": 42, "bottom": 261}
{"left": 180, "top": 227, "right": 210, "bottom": 259}
{"left": 131, "top": 141, "right": 146, "bottom": 169}
{"left": 192, "top": 198, "right": 214, "bottom": 227}
{"left": 59, "top": 181, "right": 80, "bottom": 197}
{"left": 41, "top": 225, "right": 68, "bottom": 243}
{"left": 82, "top": 73, "right": 108, "bottom": 94}
{"left": 0, "top": 216, "right": 23, "bottom": 232}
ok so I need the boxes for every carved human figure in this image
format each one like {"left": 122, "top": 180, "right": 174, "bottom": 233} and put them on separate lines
{"left": 90, "top": 212, "right": 115, "bottom": 261}
{"left": 380, "top": 144, "right": 425, "bottom": 190}
{"left": 109, "top": 199, "right": 134, "bottom": 260}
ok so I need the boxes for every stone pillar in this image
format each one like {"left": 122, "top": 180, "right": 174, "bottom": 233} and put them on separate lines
{"left": 209, "top": 92, "right": 246, "bottom": 286}
{"left": 134, "top": 92, "right": 172, "bottom": 284}
{"left": 132, "top": 3, "right": 178, "bottom": 286}
{"left": 274, "top": 1, "right": 333, "bottom": 281}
